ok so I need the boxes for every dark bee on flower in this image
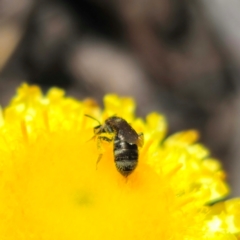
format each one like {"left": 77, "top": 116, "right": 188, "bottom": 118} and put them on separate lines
{"left": 85, "top": 115, "right": 144, "bottom": 177}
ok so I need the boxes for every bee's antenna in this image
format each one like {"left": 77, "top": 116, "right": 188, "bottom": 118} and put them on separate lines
{"left": 84, "top": 114, "right": 101, "bottom": 125}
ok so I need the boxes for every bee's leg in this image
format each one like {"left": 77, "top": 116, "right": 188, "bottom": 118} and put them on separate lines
{"left": 96, "top": 153, "right": 103, "bottom": 166}
{"left": 96, "top": 136, "right": 113, "bottom": 151}
{"left": 96, "top": 136, "right": 113, "bottom": 169}
{"left": 98, "top": 136, "right": 113, "bottom": 142}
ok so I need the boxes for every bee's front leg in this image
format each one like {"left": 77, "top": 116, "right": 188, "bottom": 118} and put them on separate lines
{"left": 96, "top": 136, "right": 113, "bottom": 167}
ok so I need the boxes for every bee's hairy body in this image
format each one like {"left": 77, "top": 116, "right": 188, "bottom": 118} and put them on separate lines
{"left": 86, "top": 115, "right": 143, "bottom": 177}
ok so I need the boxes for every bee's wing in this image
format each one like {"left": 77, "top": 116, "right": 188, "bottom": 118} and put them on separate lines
{"left": 118, "top": 124, "right": 140, "bottom": 144}
{"left": 137, "top": 133, "right": 144, "bottom": 147}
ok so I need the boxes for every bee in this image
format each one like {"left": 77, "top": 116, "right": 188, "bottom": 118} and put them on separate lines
{"left": 85, "top": 115, "right": 144, "bottom": 177}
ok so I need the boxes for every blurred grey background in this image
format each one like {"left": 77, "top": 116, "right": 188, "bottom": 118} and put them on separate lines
{"left": 0, "top": 0, "right": 240, "bottom": 196}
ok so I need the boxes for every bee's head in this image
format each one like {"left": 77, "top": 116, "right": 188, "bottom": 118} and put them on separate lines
{"left": 85, "top": 114, "right": 114, "bottom": 135}
{"left": 94, "top": 123, "right": 113, "bottom": 135}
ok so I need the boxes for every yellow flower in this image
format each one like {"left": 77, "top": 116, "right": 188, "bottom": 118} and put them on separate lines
{"left": 0, "top": 83, "right": 240, "bottom": 240}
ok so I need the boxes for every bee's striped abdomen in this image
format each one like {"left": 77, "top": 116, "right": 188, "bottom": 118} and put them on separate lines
{"left": 114, "top": 137, "right": 138, "bottom": 176}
